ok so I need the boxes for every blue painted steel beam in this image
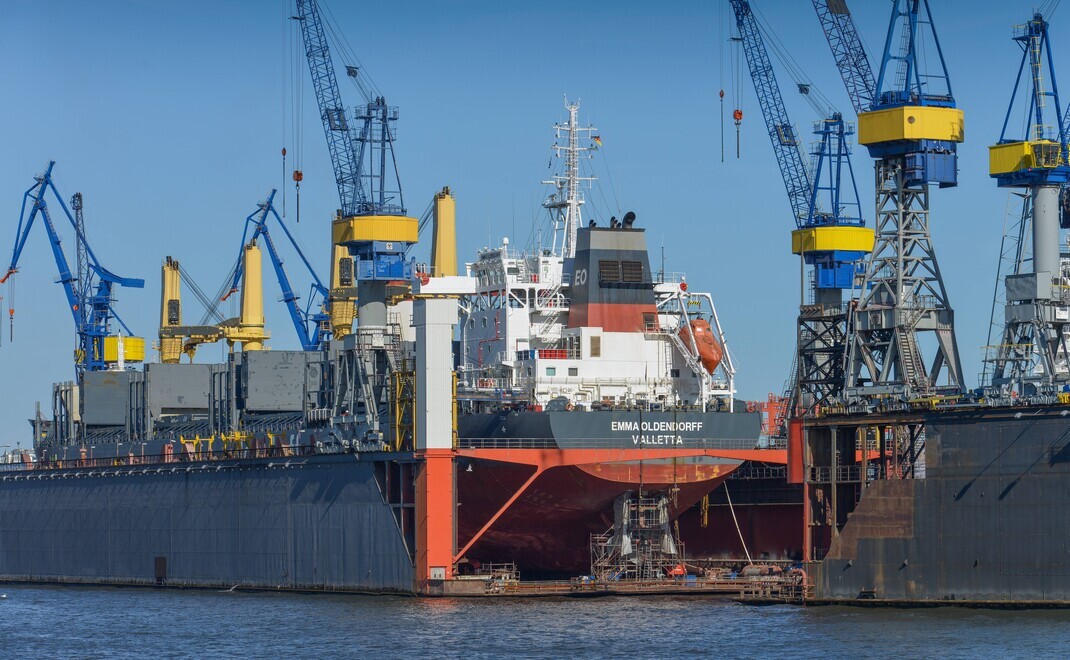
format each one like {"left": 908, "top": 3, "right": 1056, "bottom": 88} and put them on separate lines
{"left": 2, "top": 161, "right": 143, "bottom": 374}
{"left": 295, "top": 0, "right": 364, "bottom": 217}
{"left": 729, "top": 0, "right": 814, "bottom": 228}
{"left": 812, "top": 0, "right": 876, "bottom": 116}
{"left": 227, "top": 190, "right": 330, "bottom": 350}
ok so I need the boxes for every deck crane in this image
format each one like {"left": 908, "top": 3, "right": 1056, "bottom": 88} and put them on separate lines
{"left": 986, "top": 13, "right": 1070, "bottom": 394}
{"left": 0, "top": 161, "right": 145, "bottom": 375}
{"left": 812, "top": 0, "right": 965, "bottom": 402}
{"left": 293, "top": 0, "right": 416, "bottom": 340}
{"left": 223, "top": 189, "right": 330, "bottom": 351}
{"left": 729, "top": 0, "right": 873, "bottom": 414}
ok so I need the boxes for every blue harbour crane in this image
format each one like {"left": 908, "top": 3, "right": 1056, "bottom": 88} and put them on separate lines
{"left": 293, "top": 0, "right": 416, "bottom": 339}
{"left": 813, "top": 0, "right": 965, "bottom": 402}
{"left": 0, "top": 161, "right": 145, "bottom": 375}
{"left": 986, "top": 13, "right": 1070, "bottom": 394}
{"left": 224, "top": 189, "right": 330, "bottom": 351}
{"left": 729, "top": 0, "right": 873, "bottom": 411}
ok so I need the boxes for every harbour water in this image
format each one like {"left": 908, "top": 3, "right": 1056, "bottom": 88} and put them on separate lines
{"left": 0, "top": 584, "right": 1067, "bottom": 658}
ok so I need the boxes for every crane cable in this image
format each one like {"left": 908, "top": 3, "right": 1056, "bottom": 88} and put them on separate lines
{"left": 281, "top": 0, "right": 288, "bottom": 219}
{"left": 750, "top": 4, "right": 837, "bottom": 117}
{"left": 320, "top": 1, "right": 382, "bottom": 102}
{"left": 289, "top": 6, "right": 304, "bottom": 222}
{"left": 719, "top": 1, "right": 725, "bottom": 163}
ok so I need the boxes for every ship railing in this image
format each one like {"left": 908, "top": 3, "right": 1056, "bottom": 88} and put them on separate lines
{"left": 515, "top": 348, "right": 582, "bottom": 360}
{"left": 655, "top": 272, "right": 688, "bottom": 284}
{"left": 456, "top": 437, "right": 774, "bottom": 451}
{"left": 466, "top": 377, "right": 513, "bottom": 391}
{"left": 0, "top": 444, "right": 321, "bottom": 475}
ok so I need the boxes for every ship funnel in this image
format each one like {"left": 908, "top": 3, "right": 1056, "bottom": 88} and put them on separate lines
{"left": 622, "top": 211, "right": 636, "bottom": 228}
{"left": 159, "top": 256, "right": 182, "bottom": 364}
{"left": 567, "top": 226, "right": 658, "bottom": 332}
{"left": 431, "top": 186, "right": 458, "bottom": 277}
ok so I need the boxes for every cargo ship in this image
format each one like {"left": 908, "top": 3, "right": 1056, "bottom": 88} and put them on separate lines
{"left": 449, "top": 100, "right": 769, "bottom": 574}
{"left": 0, "top": 97, "right": 775, "bottom": 592}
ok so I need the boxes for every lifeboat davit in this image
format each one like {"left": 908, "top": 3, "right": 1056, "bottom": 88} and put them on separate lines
{"left": 680, "top": 319, "right": 722, "bottom": 374}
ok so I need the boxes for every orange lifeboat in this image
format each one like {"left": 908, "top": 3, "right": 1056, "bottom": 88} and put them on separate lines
{"left": 680, "top": 318, "right": 722, "bottom": 374}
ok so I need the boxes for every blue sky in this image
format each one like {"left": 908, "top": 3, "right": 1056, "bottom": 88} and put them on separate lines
{"left": 0, "top": 0, "right": 1050, "bottom": 445}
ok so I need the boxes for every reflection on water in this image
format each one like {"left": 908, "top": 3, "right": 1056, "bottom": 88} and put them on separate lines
{"left": 0, "top": 585, "right": 1067, "bottom": 658}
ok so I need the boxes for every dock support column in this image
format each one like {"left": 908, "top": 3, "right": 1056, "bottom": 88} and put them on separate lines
{"left": 413, "top": 296, "right": 460, "bottom": 593}
{"left": 416, "top": 449, "right": 455, "bottom": 588}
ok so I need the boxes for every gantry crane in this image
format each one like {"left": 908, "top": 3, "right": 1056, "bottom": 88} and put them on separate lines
{"left": 0, "top": 161, "right": 145, "bottom": 375}
{"left": 293, "top": 0, "right": 416, "bottom": 340}
{"left": 729, "top": 0, "right": 873, "bottom": 413}
{"left": 986, "top": 13, "right": 1070, "bottom": 395}
{"left": 813, "top": 0, "right": 965, "bottom": 402}
{"left": 223, "top": 189, "right": 329, "bottom": 351}
{"left": 293, "top": 0, "right": 419, "bottom": 438}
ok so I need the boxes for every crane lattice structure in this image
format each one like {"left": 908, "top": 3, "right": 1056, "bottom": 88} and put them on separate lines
{"left": 730, "top": 0, "right": 872, "bottom": 416}
{"left": 294, "top": 0, "right": 415, "bottom": 341}
{"left": 0, "top": 161, "right": 144, "bottom": 375}
{"left": 294, "top": 0, "right": 418, "bottom": 437}
{"left": 813, "top": 0, "right": 964, "bottom": 403}
{"left": 986, "top": 13, "right": 1070, "bottom": 396}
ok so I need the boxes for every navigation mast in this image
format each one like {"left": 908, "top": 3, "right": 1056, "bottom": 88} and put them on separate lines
{"left": 543, "top": 97, "right": 596, "bottom": 257}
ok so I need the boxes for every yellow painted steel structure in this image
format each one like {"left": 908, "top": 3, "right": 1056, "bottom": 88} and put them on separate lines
{"left": 159, "top": 257, "right": 183, "bottom": 364}
{"left": 332, "top": 214, "right": 418, "bottom": 245}
{"left": 103, "top": 336, "right": 145, "bottom": 363}
{"left": 791, "top": 225, "right": 876, "bottom": 255}
{"left": 431, "top": 187, "right": 457, "bottom": 277}
{"left": 328, "top": 244, "right": 356, "bottom": 338}
{"left": 160, "top": 244, "right": 270, "bottom": 361}
{"left": 857, "top": 106, "right": 964, "bottom": 146}
{"left": 236, "top": 243, "right": 267, "bottom": 351}
{"left": 989, "top": 140, "right": 1064, "bottom": 175}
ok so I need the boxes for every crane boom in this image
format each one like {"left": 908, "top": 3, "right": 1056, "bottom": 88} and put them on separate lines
{"left": 294, "top": 0, "right": 363, "bottom": 216}
{"left": 1, "top": 161, "right": 144, "bottom": 374}
{"left": 729, "top": 0, "right": 813, "bottom": 227}
{"left": 811, "top": 0, "right": 876, "bottom": 115}
{"left": 225, "top": 190, "right": 329, "bottom": 350}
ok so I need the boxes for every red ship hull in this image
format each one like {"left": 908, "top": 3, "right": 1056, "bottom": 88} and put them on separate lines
{"left": 455, "top": 456, "right": 739, "bottom": 575}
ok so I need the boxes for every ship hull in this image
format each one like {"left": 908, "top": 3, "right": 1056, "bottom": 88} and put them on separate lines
{"left": 0, "top": 454, "right": 416, "bottom": 593}
{"left": 810, "top": 407, "right": 1070, "bottom": 605}
{"left": 455, "top": 409, "right": 760, "bottom": 575}
{"left": 456, "top": 458, "right": 737, "bottom": 575}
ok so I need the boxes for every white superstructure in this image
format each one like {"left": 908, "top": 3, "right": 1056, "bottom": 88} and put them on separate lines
{"left": 455, "top": 101, "right": 736, "bottom": 412}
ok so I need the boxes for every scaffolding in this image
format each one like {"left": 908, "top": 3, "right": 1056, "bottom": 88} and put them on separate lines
{"left": 590, "top": 492, "right": 686, "bottom": 582}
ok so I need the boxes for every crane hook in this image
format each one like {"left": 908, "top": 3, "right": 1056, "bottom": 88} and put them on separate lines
{"left": 292, "top": 170, "right": 303, "bottom": 223}
{"left": 733, "top": 109, "right": 743, "bottom": 158}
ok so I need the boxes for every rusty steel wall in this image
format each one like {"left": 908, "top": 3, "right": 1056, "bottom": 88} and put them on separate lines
{"left": 0, "top": 454, "right": 415, "bottom": 593}
{"left": 812, "top": 408, "right": 1070, "bottom": 604}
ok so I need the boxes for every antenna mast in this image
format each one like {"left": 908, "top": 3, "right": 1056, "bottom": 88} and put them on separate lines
{"left": 543, "top": 98, "right": 596, "bottom": 257}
